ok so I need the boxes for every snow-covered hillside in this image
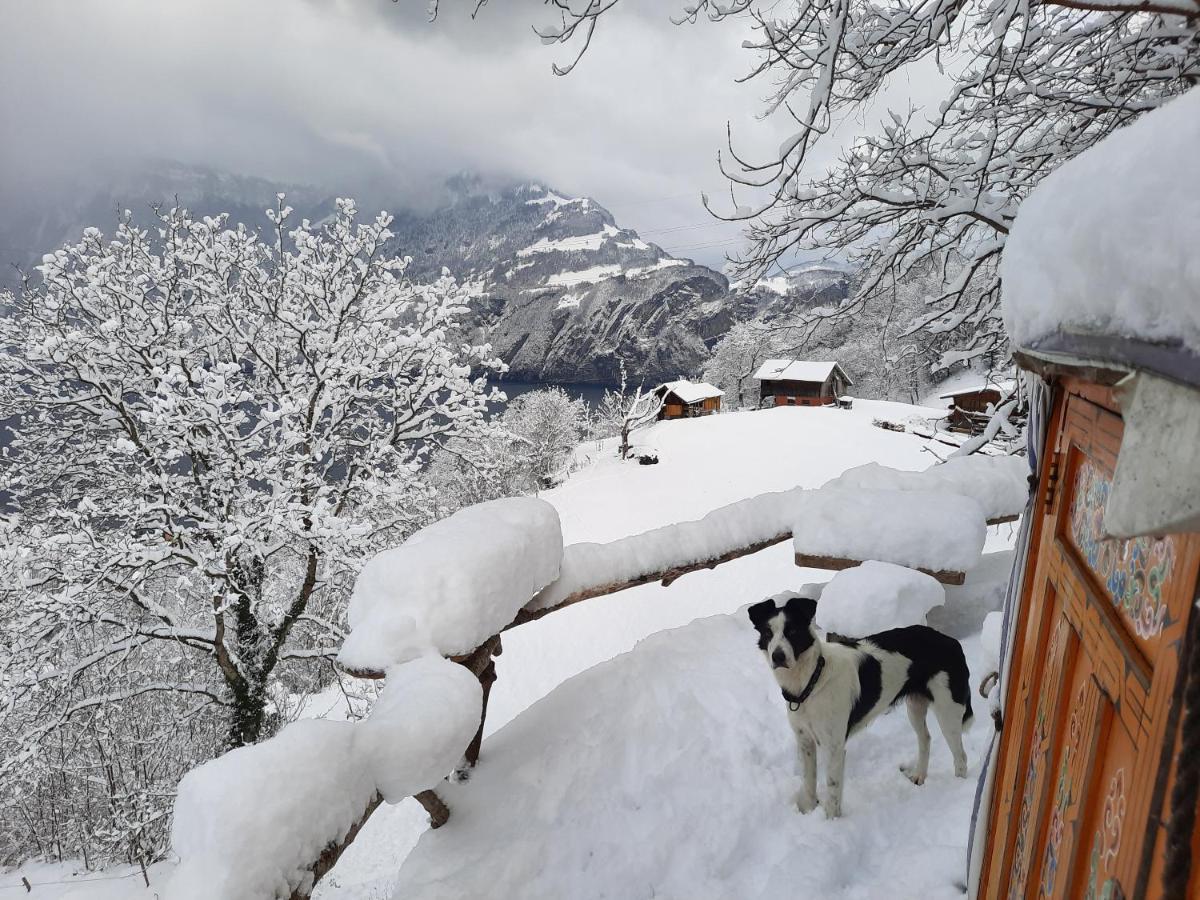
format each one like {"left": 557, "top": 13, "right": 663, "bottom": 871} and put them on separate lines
{"left": 3, "top": 401, "right": 1018, "bottom": 899}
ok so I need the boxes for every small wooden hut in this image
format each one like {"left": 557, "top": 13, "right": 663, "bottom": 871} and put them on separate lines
{"left": 653, "top": 380, "right": 723, "bottom": 420}
{"left": 752, "top": 359, "right": 852, "bottom": 407}
{"left": 969, "top": 92, "right": 1200, "bottom": 900}
{"left": 939, "top": 380, "right": 1015, "bottom": 432}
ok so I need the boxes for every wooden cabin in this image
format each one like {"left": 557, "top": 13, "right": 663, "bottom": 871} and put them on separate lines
{"left": 753, "top": 359, "right": 852, "bottom": 407}
{"left": 968, "top": 93, "right": 1200, "bottom": 900}
{"left": 940, "top": 380, "right": 1014, "bottom": 432}
{"left": 653, "top": 380, "right": 723, "bottom": 420}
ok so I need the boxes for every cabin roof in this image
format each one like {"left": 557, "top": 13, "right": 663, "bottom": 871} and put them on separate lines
{"left": 656, "top": 380, "right": 724, "bottom": 404}
{"left": 752, "top": 359, "right": 853, "bottom": 386}
{"left": 938, "top": 380, "right": 1015, "bottom": 400}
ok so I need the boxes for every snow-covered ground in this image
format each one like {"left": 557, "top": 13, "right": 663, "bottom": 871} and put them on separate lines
{"left": 5, "top": 401, "right": 1017, "bottom": 899}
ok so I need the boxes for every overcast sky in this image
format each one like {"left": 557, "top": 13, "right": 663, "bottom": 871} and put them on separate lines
{"left": 0, "top": 0, "right": 942, "bottom": 269}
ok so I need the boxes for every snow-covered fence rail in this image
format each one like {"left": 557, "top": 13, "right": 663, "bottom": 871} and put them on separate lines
{"left": 165, "top": 458, "right": 1027, "bottom": 898}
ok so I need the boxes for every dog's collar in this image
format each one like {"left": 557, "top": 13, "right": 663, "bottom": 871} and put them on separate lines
{"left": 781, "top": 655, "right": 825, "bottom": 711}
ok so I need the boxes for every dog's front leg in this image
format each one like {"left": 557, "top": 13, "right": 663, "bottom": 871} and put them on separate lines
{"left": 793, "top": 730, "right": 818, "bottom": 814}
{"left": 822, "top": 737, "right": 847, "bottom": 819}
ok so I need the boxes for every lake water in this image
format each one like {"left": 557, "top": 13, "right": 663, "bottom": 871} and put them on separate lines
{"left": 486, "top": 379, "right": 613, "bottom": 414}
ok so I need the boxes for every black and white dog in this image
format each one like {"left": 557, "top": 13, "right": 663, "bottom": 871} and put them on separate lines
{"left": 748, "top": 591, "right": 973, "bottom": 818}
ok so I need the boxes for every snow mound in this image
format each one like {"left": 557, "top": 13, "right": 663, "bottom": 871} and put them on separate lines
{"left": 390, "top": 613, "right": 987, "bottom": 899}
{"left": 1001, "top": 88, "right": 1200, "bottom": 355}
{"left": 340, "top": 498, "right": 562, "bottom": 671}
{"left": 816, "top": 561, "right": 946, "bottom": 636}
{"left": 168, "top": 719, "right": 375, "bottom": 900}
{"left": 792, "top": 488, "right": 987, "bottom": 573}
{"left": 168, "top": 656, "right": 482, "bottom": 899}
{"left": 531, "top": 486, "right": 804, "bottom": 611}
{"left": 363, "top": 656, "right": 483, "bottom": 803}
{"left": 824, "top": 456, "right": 1028, "bottom": 521}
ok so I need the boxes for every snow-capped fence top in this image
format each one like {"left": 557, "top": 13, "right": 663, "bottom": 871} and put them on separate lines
{"left": 166, "top": 656, "right": 481, "bottom": 900}
{"left": 791, "top": 488, "right": 987, "bottom": 575}
{"left": 813, "top": 562, "right": 946, "bottom": 636}
{"left": 823, "top": 456, "right": 1028, "bottom": 522}
{"left": 1000, "top": 87, "right": 1200, "bottom": 358}
{"left": 339, "top": 498, "right": 563, "bottom": 674}
{"left": 528, "top": 486, "right": 805, "bottom": 613}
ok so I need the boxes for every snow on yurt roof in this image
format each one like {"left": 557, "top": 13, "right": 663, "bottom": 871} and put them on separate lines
{"left": 656, "top": 380, "right": 724, "bottom": 404}
{"left": 1000, "top": 88, "right": 1200, "bottom": 367}
{"left": 752, "top": 359, "right": 852, "bottom": 385}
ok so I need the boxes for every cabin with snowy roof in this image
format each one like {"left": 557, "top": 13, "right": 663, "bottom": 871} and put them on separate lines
{"left": 653, "top": 380, "right": 723, "bottom": 419}
{"left": 938, "top": 380, "right": 1015, "bottom": 432}
{"left": 752, "top": 359, "right": 852, "bottom": 408}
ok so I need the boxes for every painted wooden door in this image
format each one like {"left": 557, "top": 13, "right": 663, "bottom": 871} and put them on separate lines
{"left": 981, "top": 379, "right": 1200, "bottom": 899}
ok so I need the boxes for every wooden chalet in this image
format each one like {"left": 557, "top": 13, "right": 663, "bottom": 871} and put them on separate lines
{"left": 654, "top": 380, "right": 723, "bottom": 420}
{"left": 968, "top": 95, "right": 1200, "bottom": 899}
{"left": 753, "top": 359, "right": 852, "bottom": 407}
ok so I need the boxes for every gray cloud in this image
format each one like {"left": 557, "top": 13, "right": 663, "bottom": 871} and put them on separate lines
{"left": 0, "top": 0, "right": 940, "bottom": 268}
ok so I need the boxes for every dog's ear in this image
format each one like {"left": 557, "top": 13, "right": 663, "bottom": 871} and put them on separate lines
{"left": 784, "top": 594, "right": 818, "bottom": 626}
{"left": 747, "top": 599, "right": 777, "bottom": 629}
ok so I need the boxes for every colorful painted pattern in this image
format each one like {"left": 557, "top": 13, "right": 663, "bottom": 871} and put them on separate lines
{"left": 1069, "top": 459, "right": 1176, "bottom": 640}
{"left": 1039, "top": 685, "right": 1086, "bottom": 897}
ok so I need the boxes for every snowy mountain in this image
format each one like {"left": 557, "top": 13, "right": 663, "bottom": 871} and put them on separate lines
{"left": 0, "top": 164, "right": 851, "bottom": 387}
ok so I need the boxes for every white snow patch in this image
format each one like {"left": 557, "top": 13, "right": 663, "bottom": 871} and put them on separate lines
{"left": 626, "top": 257, "right": 687, "bottom": 278}
{"left": 517, "top": 224, "right": 618, "bottom": 257}
{"left": 1001, "top": 87, "right": 1200, "bottom": 355}
{"left": 657, "top": 379, "right": 724, "bottom": 404}
{"left": 980, "top": 611, "right": 1004, "bottom": 676}
{"left": 753, "top": 358, "right": 849, "bottom": 384}
{"left": 815, "top": 561, "right": 946, "bottom": 636}
{"left": 339, "top": 498, "right": 562, "bottom": 671}
{"left": 555, "top": 293, "right": 582, "bottom": 310}
{"left": 545, "top": 264, "right": 624, "bottom": 287}
{"left": 792, "top": 488, "right": 987, "bottom": 573}
{"left": 824, "top": 456, "right": 1028, "bottom": 522}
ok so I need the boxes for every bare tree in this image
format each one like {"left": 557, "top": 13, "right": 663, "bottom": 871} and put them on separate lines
{"left": 496, "top": 0, "right": 1198, "bottom": 365}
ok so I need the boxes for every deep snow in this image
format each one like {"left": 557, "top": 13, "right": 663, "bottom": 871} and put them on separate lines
{"left": 9, "top": 401, "right": 1017, "bottom": 899}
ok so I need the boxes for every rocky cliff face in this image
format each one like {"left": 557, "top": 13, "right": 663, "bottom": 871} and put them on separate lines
{"left": 1, "top": 165, "right": 853, "bottom": 386}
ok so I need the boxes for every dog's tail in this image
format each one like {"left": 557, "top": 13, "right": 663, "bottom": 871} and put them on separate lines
{"left": 949, "top": 641, "right": 975, "bottom": 729}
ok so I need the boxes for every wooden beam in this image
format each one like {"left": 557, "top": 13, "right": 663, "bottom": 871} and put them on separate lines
{"left": 509, "top": 531, "right": 793, "bottom": 629}
{"left": 793, "top": 552, "right": 966, "bottom": 585}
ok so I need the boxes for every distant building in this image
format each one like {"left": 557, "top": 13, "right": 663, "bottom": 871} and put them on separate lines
{"left": 654, "top": 380, "right": 724, "bottom": 419}
{"left": 752, "top": 359, "right": 852, "bottom": 407}
{"left": 938, "top": 380, "right": 1014, "bottom": 432}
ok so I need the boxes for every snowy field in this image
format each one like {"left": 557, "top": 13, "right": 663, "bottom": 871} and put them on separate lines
{"left": 3, "top": 401, "right": 1016, "bottom": 899}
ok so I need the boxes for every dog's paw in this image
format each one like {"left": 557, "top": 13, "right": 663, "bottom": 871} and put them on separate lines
{"left": 954, "top": 761, "right": 969, "bottom": 779}
{"left": 900, "top": 762, "right": 927, "bottom": 786}
{"left": 794, "top": 791, "right": 818, "bottom": 814}
{"left": 822, "top": 801, "right": 842, "bottom": 820}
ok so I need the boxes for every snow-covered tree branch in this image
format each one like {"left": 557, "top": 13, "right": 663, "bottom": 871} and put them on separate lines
{"left": 0, "top": 198, "right": 501, "bottom": 862}
{"left": 519, "top": 0, "right": 1199, "bottom": 363}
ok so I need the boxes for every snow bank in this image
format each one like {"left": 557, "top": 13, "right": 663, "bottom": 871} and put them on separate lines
{"left": 980, "top": 611, "right": 1004, "bottom": 676}
{"left": 816, "top": 561, "right": 945, "bottom": 636}
{"left": 362, "top": 656, "right": 482, "bottom": 803}
{"left": 1001, "top": 88, "right": 1200, "bottom": 355}
{"left": 530, "top": 486, "right": 804, "bottom": 611}
{"left": 340, "top": 498, "right": 562, "bottom": 671}
{"left": 390, "top": 613, "right": 990, "bottom": 899}
{"left": 825, "top": 456, "right": 1028, "bottom": 521}
{"left": 168, "top": 720, "right": 375, "bottom": 900}
{"left": 168, "top": 656, "right": 482, "bottom": 899}
{"left": 792, "top": 488, "right": 987, "bottom": 573}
